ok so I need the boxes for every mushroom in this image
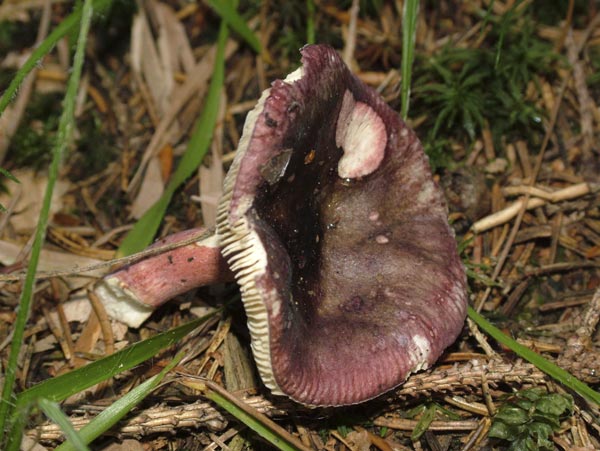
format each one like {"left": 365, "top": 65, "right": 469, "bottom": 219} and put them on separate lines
{"left": 216, "top": 44, "right": 467, "bottom": 406}
{"left": 95, "top": 44, "right": 467, "bottom": 407}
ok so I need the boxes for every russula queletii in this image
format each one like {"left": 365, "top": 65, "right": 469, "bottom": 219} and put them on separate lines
{"left": 95, "top": 44, "right": 467, "bottom": 407}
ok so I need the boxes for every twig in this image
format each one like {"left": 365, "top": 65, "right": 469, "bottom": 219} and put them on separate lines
{"left": 55, "top": 300, "right": 76, "bottom": 363}
{"left": 374, "top": 417, "right": 478, "bottom": 432}
{"left": 473, "top": 13, "right": 600, "bottom": 311}
{"left": 520, "top": 261, "right": 600, "bottom": 278}
{"left": 460, "top": 418, "right": 490, "bottom": 451}
{"left": 467, "top": 319, "right": 497, "bottom": 357}
{"left": 472, "top": 183, "right": 591, "bottom": 233}
{"left": 566, "top": 30, "right": 594, "bottom": 157}
{"left": 342, "top": 0, "right": 359, "bottom": 68}
{"left": 88, "top": 289, "right": 114, "bottom": 356}
{"left": 29, "top": 359, "right": 547, "bottom": 444}
{"left": 0, "top": 229, "right": 215, "bottom": 282}
{"left": 204, "top": 427, "right": 243, "bottom": 451}
{"left": 559, "top": 286, "right": 600, "bottom": 366}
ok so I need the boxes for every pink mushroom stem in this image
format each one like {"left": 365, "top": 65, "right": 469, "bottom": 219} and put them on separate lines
{"left": 94, "top": 228, "right": 232, "bottom": 327}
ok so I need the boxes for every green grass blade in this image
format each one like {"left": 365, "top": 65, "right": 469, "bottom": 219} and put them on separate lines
{"left": 38, "top": 399, "right": 91, "bottom": 451}
{"left": 411, "top": 403, "right": 436, "bottom": 441}
{"left": 55, "top": 352, "right": 185, "bottom": 451}
{"left": 401, "top": 0, "right": 419, "bottom": 120}
{"left": 479, "top": 0, "right": 496, "bottom": 39}
{"left": 0, "top": 167, "right": 19, "bottom": 183}
{"left": 0, "top": 168, "right": 19, "bottom": 211}
{"left": 0, "top": 0, "right": 113, "bottom": 118}
{"left": 17, "top": 316, "right": 210, "bottom": 406}
{"left": 116, "top": 194, "right": 170, "bottom": 256}
{"left": 306, "top": 0, "right": 316, "bottom": 44}
{"left": 468, "top": 307, "right": 600, "bottom": 406}
{"left": 205, "top": 0, "right": 261, "bottom": 53}
{"left": 0, "top": 0, "right": 94, "bottom": 446}
{"left": 117, "top": 18, "right": 229, "bottom": 256}
{"left": 7, "top": 315, "right": 212, "bottom": 449}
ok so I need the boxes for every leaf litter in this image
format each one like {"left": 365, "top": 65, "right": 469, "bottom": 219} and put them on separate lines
{"left": 0, "top": 0, "right": 600, "bottom": 450}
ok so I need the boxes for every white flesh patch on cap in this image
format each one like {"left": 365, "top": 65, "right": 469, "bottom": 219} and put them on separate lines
{"left": 283, "top": 66, "right": 304, "bottom": 83}
{"left": 335, "top": 90, "right": 387, "bottom": 179}
{"left": 410, "top": 334, "right": 432, "bottom": 372}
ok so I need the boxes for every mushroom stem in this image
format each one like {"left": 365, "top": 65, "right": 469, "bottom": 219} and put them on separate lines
{"left": 94, "top": 228, "right": 232, "bottom": 327}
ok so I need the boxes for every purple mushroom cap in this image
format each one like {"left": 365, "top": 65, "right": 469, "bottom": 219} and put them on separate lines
{"left": 217, "top": 44, "right": 467, "bottom": 406}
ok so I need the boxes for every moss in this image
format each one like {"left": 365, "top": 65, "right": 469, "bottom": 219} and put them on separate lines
{"left": 531, "top": 0, "right": 591, "bottom": 27}
{"left": 0, "top": 19, "right": 37, "bottom": 57}
{"left": 412, "top": 5, "right": 559, "bottom": 162}
{"left": 7, "top": 92, "right": 63, "bottom": 169}
{"left": 70, "top": 110, "right": 119, "bottom": 179}
{"left": 91, "top": 0, "right": 137, "bottom": 58}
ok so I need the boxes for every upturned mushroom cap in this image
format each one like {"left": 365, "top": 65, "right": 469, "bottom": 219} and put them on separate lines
{"left": 217, "top": 44, "right": 467, "bottom": 406}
